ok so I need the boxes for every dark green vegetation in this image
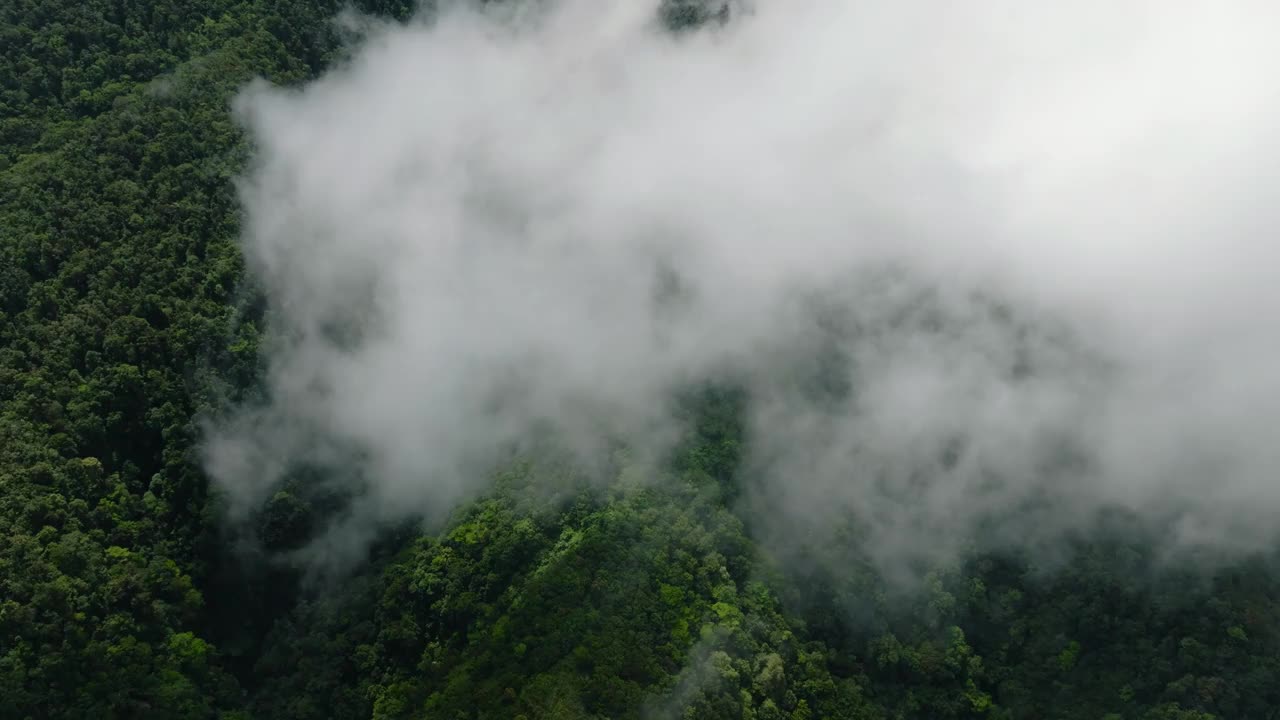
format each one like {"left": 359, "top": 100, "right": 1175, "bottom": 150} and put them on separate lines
{"left": 3, "top": 2, "right": 1280, "bottom": 718}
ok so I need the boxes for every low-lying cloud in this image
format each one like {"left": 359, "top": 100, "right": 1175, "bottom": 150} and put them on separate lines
{"left": 204, "top": 0, "right": 1280, "bottom": 569}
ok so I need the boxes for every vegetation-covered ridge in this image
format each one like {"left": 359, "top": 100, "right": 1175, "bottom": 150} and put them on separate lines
{"left": 3, "top": 1, "right": 1279, "bottom": 719}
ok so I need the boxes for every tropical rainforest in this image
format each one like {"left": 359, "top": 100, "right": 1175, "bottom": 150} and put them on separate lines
{"left": 3, "top": 1, "right": 1280, "bottom": 719}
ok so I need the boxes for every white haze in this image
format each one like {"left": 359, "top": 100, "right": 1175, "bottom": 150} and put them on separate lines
{"left": 204, "top": 0, "right": 1280, "bottom": 568}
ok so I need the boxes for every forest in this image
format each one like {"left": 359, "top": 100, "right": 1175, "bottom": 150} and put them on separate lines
{"left": 3, "top": 1, "right": 1280, "bottom": 719}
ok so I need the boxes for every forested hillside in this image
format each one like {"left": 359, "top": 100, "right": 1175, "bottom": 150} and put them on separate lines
{"left": 3, "top": 2, "right": 1280, "bottom": 719}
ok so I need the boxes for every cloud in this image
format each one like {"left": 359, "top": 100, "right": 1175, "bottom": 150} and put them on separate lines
{"left": 204, "top": 0, "right": 1280, "bottom": 569}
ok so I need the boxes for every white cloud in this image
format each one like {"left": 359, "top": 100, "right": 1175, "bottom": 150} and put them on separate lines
{"left": 206, "top": 0, "right": 1280, "bottom": 567}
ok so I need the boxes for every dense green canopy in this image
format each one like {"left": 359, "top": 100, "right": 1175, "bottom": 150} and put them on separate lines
{"left": 2, "top": 2, "right": 1278, "bottom": 718}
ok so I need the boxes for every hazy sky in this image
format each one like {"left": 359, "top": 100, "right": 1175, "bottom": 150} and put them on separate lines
{"left": 205, "top": 0, "right": 1280, "bottom": 569}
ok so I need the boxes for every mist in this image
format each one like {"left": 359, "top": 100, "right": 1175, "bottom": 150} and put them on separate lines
{"left": 204, "top": 0, "right": 1280, "bottom": 570}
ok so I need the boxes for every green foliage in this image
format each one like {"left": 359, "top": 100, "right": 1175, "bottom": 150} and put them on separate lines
{"left": 0, "top": 0, "right": 364, "bottom": 715}
{"left": 245, "top": 465, "right": 877, "bottom": 720}
{"left": 5, "top": 2, "right": 1280, "bottom": 719}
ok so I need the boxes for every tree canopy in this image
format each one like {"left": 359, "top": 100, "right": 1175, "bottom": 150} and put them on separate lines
{"left": 2, "top": 2, "right": 1278, "bottom": 719}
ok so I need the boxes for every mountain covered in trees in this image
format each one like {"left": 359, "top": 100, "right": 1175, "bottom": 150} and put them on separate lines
{"left": 3, "top": 1, "right": 1280, "bottom": 719}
